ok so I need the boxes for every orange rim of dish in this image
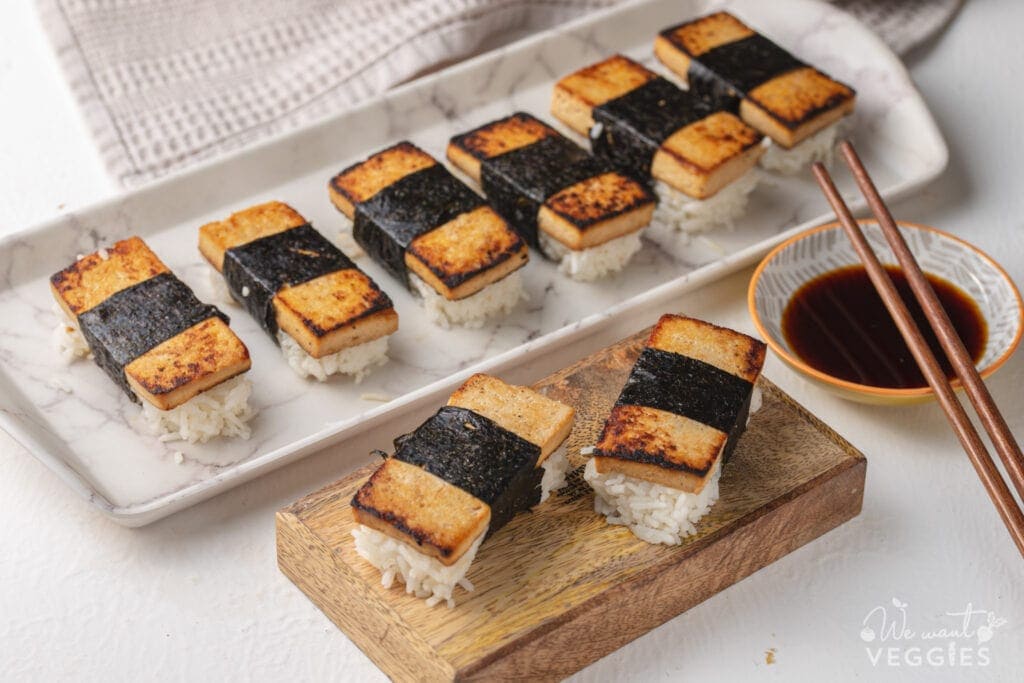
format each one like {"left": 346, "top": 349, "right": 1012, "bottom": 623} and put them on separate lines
{"left": 748, "top": 219, "right": 1024, "bottom": 399}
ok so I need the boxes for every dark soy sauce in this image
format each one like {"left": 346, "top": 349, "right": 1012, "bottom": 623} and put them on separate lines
{"left": 781, "top": 265, "right": 987, "bottom": 389}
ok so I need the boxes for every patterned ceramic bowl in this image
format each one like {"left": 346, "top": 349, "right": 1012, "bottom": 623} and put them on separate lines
{"left": 748, "top": 220, "right": 1023, "bottom": 404}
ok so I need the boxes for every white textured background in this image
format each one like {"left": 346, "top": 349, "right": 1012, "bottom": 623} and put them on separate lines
{"left": 1, "top": 0, "right": 1023, "bottom": 680}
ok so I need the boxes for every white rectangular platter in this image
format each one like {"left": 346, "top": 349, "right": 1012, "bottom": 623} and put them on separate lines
{"left": 0, "top": 0, "right": 946, "bottom": 525}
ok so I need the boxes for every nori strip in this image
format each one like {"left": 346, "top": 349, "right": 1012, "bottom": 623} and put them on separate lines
{"left": 480, "top": 135, "right": 607, "bottom": 252}
{"left": 591, "top": 77, "right": 727, "bottom": 180}
{"left": 221, "top": 223, "right": 355, "bottom": 338}
{"left": 76, "top": 272, "right": 227, "bottom": 402}
{"left": 352, "top": 164, "right": 485, "bottom": 287}
{"left": 394, "top": 406, "right": 543, "bottom": 535}
{"left": 720, "top": 388, "right": 753, "bottom": 463}
{"left": 684, "top": 34, "right": 805, "bottom": 109}
{"left": 616, "top": 347, "right": 753, "bottom": 434}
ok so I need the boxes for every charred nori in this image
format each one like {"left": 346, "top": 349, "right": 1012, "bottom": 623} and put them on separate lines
{"left": 616, "top": 347, "right": 753, "bottom": 460}
{"left": 591, "top": 77, "right": 726, "bottom": 180}
{"left": 352, "top": 164, "right": 485, "bottom": 286}
{"left": 479, "top": 135, "right": 607, "bottom": 252}
{"left": 76, "top": 272, "right": 228, "bottom": 401}
{"left": 682, "top": 34, "right": 805, "bottom": 106}
{"left": 221, "top": 223, "right": 356, "bottom": 337}
{"left": 393, "top": 406, "right": 543, "bottom": 534}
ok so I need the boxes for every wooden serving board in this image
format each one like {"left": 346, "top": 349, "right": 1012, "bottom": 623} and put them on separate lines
{"left": 277, "top": 329, "right": 867, "bottom": 681}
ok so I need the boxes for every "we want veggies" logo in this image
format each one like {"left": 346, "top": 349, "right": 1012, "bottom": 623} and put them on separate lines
{"left": 860, "top": 598, "right": 1007, "bottom": 668}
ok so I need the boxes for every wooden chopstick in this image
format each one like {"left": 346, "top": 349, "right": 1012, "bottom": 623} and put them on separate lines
{"left": 840, "top": 141, "right": 1024, "bottom": 501}
{"left": 811, "top": 154, "right": 1024, "bottom": 558}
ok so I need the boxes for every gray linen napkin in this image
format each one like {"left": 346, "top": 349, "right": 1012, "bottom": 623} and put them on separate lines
{"left": 38, "top": 0, "right": 960, "bottom": 186}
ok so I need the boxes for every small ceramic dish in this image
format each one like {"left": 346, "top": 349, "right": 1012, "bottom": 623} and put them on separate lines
{"left": 748, "top": 220, "right": 1024, "bottom": 405}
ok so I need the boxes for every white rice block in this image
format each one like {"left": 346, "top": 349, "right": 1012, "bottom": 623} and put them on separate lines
{"left": 277, "top": 330, "right": 389, "bottom": 382}
{"left": 539, "top": 229, "right": 644, "bottom": 281}
{"left": 759, "top": 121, "right": 845, "bottom": 175}
{"left": 746, "top": 385, "right": 764, "bottom": 427}
{"left": 650, "top": 170, "right": 760, "bottom": 238}
{"left": 584, "top": 457, "right": 722, "bottom": 545}
{"left": 51, "top": 307, "right": 91, "bottom": 363}
{"left": 411, "top": 270, "right": 525, "bottom": 329}
{"left": 134, "top": 375, "right": 257, "bottom": 444}
{"left": 352, "top": 523, "right": 486, "bottom": 608}
{"left": 539, "top": 441, "right": 571, "bottom": 503}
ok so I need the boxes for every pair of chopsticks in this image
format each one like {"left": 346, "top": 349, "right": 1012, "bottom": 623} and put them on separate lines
{"left": 813, "top": 142, "right": 1024, "bottom": 558}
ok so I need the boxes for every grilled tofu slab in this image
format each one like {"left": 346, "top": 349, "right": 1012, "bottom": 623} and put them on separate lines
{"left": 552, "top": 55, "right": 763, "bottom": 199}
{"left": 328, "top": 142, "right": 528, "bottom": 301}
{"left": 447, "top": 372, "right": 575, "bottom": 463}
{"left": 404, "top": 205, "right": 525, "bottom": 300}
{"left": 51, "top": 236, "right": 168, "bottom": 319}
{"left": 655, "top": 11, "right": 855, "bottom": 148}
{"left": 200, "top": 201, "right": 397, "bottom": 358}
{"left": 352, "top": 458, "right": 491, "bottom": 566}
{"left": 593, "top": 314, "right": 766, "bottom": 492}
{"left": 595, "top": 404, "right": 728, "bottom": 492}
{"left": 50, "top": 236, "right": 250, "bottom": 410}
{"left": 124, "top": 316, "right": 249, "bottom": 410}
{"left": 351, "top": 373, "right": 575, "bottom": 565}
{"left": 448, "top": 112, "right": 655, "bottom": 251}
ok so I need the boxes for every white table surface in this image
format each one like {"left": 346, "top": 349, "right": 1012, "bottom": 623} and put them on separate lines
{"left": 2, "top": 1, "right": 1022, "bottom": 680}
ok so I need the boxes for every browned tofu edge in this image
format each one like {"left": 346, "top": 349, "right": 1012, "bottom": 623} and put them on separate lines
{"left": 272, "top": 266, "right": 396, "bottom": 337}
{"left": 541, "top": 171, "right": 656, "bottom": 236}
{"left": 651, "top": 123, "right": 765, "bottom": 199}
{"left": 404, "top": 206, "right": 529, "bottom": 300}
{"left": 447, "top": 373, "right": 575, "bottom": 463}
{"left": 591, "top": 453, "right": 716, "bottom": 494}
{"left": 593, "top": 404, "right": 724, "bottom": 483}
{"left": 656, "top": 11, "right": 755, "bottom": 59}
{"left": 50, "top": 236, "right": 169, "bottom": 318}
{"left": 125, "top": 317, "right": 252, "bottom": 410}
{"left": 550, "top": 54, "right": 657, "bottom": 136}
{"left": 449, "top": 112, "right": 557, "bottom": 162}
{"left": 198, "top": 201, "right": 309, "bottom": 273}
{"left": 274, "top": 290, "right": 399, "bottom": 358}
{"left": 351, "top": 459, "right": 491, "bottom": 566}
{"left": 647, "top": 313, "right": 766, "bottom": 383}
{"left": 327, "top": 141, "right": 437, "bottom": 215}
{"left": 654, "top": 14, "right": 856, "bottom": 144}
{"left": 741, "top": 83, "right": 855, "bottom": 147}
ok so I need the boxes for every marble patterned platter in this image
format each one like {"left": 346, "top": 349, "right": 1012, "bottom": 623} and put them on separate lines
{"left": 0, "top": 0, "right": 947, "bottom": 525}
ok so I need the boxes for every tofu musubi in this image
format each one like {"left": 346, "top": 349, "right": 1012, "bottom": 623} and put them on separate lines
{"left": 328, "top": 143, "right": 529, "bottom": 328}
{"left": 655, "top": 11, "right": 856, "bottom": 174}
{"left": 50, "top": 237, "right": 255, "bottom": 443}
{"left": 199, "top": 201, "right": 398, "bottom": 382}
{"left": 552, "top": 55, "right": 764, "bottom": 241}
{"left": 584, "top": 314, "right": 766, "bottom": 545}
{"left": 351, "top": 373, "right": 575, "bottom": 607}
{"left": 447, "top": 112, "right": 656, "bottom": 281}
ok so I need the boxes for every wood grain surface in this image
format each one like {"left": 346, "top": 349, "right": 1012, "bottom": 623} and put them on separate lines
{"left": 277, "top": 329, "right": 867, "bottom": 682}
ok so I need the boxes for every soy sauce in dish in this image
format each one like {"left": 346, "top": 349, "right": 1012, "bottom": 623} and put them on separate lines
{"left": 781, "top": 265, "right": 987, "bottom": 389}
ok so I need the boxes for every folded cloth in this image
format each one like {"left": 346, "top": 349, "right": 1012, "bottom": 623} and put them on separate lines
{"left": 834, "top": 0, "right": 961, "bottom": 55}
{"left": 38, "top": 0, "right": 960, "bottom": 186}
